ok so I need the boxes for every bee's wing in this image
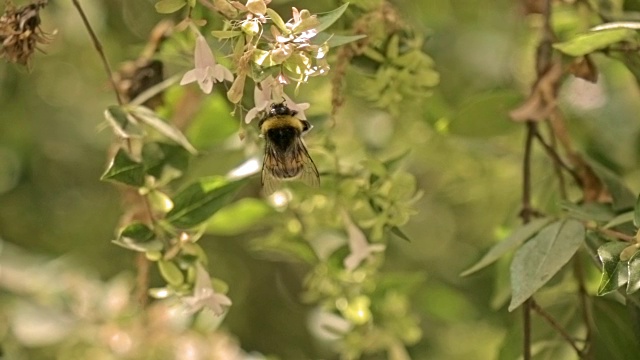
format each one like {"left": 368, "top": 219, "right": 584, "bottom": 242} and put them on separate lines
{"left": 295, "top": 138, "right": 320, "bottom": 188}
{"left": 261, "top": 137, "right": 319, "bottom": 194}
{"left": 261, "top": 142, "right": 284, "bottom": 195}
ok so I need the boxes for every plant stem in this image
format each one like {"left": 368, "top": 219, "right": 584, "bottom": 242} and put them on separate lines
{"left": 71, "top": 0, "right": 123, "bottom": 105}
{"left": 521, "top": 121, "right": 536, "bottom": 360}
{"left": 531, "top": 300, "right": 585, "bottom": 357}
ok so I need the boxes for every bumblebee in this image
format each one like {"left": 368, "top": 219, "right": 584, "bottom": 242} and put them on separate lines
{"left": 258, "top": 102, "right": 320, "bottom": 194}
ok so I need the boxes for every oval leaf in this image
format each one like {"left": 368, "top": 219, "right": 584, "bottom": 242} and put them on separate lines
{"left": 129, "top": 106, "right": 198, "bottom": 155}
{"left": 206, "top": 198, "right": 272, "bottom": 236}
{"left": 634, "top": 194, "right": 640, "bottom": 228}
{"left": 101, "top": 149, "right": 145, "bottom": 187}
{"left": 461, "top": 218, "right": 552, "bottom": 277}
{"left": 508, "top": 219, "right": 585, "bottom": 311}
{"left": 158, "top": 260, "right": 185, "bottom": 286}
{"left": 155, "top": 0, "right": 186, "bottom": 14}
{"left": 553, "top": 29, "right": 635, "bottom": 57}
{"left": 314, "top": 2, "right": 349, "bottom": 33}
{"left": 166, "top": 177, "right": 247, "bottom": 228}
{"left": 627, "top": 251, "right": 640, "bottom": 294}
{"left": 596, "top": 241, "right": 630, "bottom": 295}
{"left": 113, "top": 222, "right": 163, "bottom": 252}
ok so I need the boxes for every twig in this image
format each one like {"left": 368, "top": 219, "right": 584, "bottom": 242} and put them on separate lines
{"left": 533, "top": 128, "right": 582, "bottom": 186}
{"left": 71, "top": 0, "right": 124, "bottom": 105}
{"left": 531, "top": 300, "right": 585, "bottom": 357}
{"left": 521, "top": 121, "right": 536, "bottom": 360}
{"left": 587, "top": 224, "right": 635, "bottom": 242}
{"left": 541, "top": 122, "right": 567, "bottom": 198}
{"left": 573, "top": 256, "right": 593, "bottom": 357}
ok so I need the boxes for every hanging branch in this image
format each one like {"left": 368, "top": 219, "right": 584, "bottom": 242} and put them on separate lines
{"left": 71, "top": 0, "right": 123, "bottom": 105}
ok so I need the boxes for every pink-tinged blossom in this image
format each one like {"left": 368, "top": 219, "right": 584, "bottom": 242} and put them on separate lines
{"left": 244, "top": 76, "right": 311, "bottom": 123}
{"left": 343, "top": 213, "right": 385, "bottom": 272}
{"left": 282, "top": 93, "right": 309, "bottom": 120}
{"left": 244, "top": 77, "right": 274, "bottom": 123}
{"left": 182, "top": 265, "right": 232, "bottom": 316}
{"left": 180, "top": 36, "right": 233, "bottom": 94}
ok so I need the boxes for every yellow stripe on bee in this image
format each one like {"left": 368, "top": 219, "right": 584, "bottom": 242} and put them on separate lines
{"left": 260, "top": 115, "right": 303, "bottom": 133}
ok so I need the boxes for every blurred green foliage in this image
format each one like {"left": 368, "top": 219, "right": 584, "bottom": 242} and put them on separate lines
{"left": 2, "top": 0, "right": 640, "bottom": 359}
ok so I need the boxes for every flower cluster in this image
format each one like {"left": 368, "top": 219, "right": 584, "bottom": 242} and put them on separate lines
{"left": 0, "top": 0, "right": 52, "bottom": 66}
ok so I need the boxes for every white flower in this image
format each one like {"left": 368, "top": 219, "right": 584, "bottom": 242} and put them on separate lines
{"left": 244, "top": 76, "right": 275, "bottom": 123}
{"left": 180, "top": 36, "right": 233, "bottom": 94}
{"left": 282, "top": 93, "right": 309, "bottom": 120}
{"left": 182, "top": 264, "right": 232, "bottom": 316}
{"left": 244, "top": 76, "right": 311, "bottom": 123}
{"left": 343, "top": 212, "right": 385, "bottom": 271}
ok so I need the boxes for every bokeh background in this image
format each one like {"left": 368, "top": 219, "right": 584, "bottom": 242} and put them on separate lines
{"left": 2, "top": 0, "right": 640, "bottom": 359}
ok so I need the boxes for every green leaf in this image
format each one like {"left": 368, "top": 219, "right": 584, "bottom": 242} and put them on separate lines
{"left": 591, "top": 22, "right": 640, "bottom": 31}
{"left": 561, "top": 201, "right": 614, "bottom": 222}
{"left": 166, "top": 177, "right": 247, "bottom": 228}
{"left": 210, "top": 30, "right": 243, "bottom": 39}
{"left": 461, "top": 218, "right": 552, "bottom": 277}
{"left": 142, "top": 142, "right": 190, "bottom": 181}
{"left": 266, "top": 9, "right": 288, "bottom": 33}
{"left": 553, "top": 28, "right": 636, "bottom": 56}
{"left": 590, "top": 160, "right": 636, "bottom": 211}
{"left": 113, "top": 222, "right": 163, "bottom": 252}
{"left": 597, "top": 241, "right": 630, "bottom": 295}
{"left": 634, "top": 194, "right": 640, "bottom": 228}
{"left": 158, "top": 260, "right": 185, "bottom": 286}
{"left": 314, "top": 3, "right": 349, "bottom": 33}
{"left": 250, "top": 235, "right": 318, "bottom": 264}
{"left": 101, "top": 149, "right": 145, "bottom": 187}
{"left": 205, "top": 198, "right": 272, "bottom": 235}
{"left": 627, "top": 250, "right": 640, "bottom": 294}
{"left": 311, "top": 32, "right": 367, "bottom": 48}
{"left": 389, "top": 226, "right": 411, "bottom": 242}
{"left": 591, "top": 298, "right": 640, "bottom": 359}
{"left": 104, "top": 106, "right": 143, "bottom": 138}
{"left": 508, "top": 219, "right": 585, "bottom": 311}
{"left": 604, "top": 211, "right": 634, "bottom": 229}
{"left": 155, "top": 0, "right": 186, "bottom": 14}
{"left": 129, "top": 106, "right": 198, "bottom": 154}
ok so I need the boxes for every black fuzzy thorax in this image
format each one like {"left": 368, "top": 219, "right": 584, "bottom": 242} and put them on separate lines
{"left": 266, "top": 126, "right": 300, "bottom": 152}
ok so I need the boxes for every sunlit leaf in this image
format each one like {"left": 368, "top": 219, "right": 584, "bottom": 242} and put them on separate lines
{"left": 113, "top": 222, "right": 163, "bottom": 252}
{"left": 129, "top": 106, "right": 198, "bottom": 155}
{"left": 166, "top": 177, "right": 247, "bottom": 228}
{"left": 508, "top": 219, "right": 585, "bottom": 311}
{"left": 461, "top": 218, "right": 552, "bottom": 277}
{"left": 206, "top": 198, "right": 272, "bottom": 235}
{"left": 101, "top": 149, "right": 145, "bottom": 187}
{"left": 155, "top": 0, "right": 186, "bottom": 14}
{"left": 627, "top": 250, "right": 640, "bottom": 294}
{"left": 553, "top": 29, "right": 635, "bottom": 57}
{"left": 158, "top": 260, "right": 185, "bottom": 286}
{"left": 266, "top": 8, "right": 288, "bottom": 33}
{"left": 597, "top": 241, "right": 630, "bottom": 295}
{"left": 314, "top": 2, "right": 349, "bottom": 33}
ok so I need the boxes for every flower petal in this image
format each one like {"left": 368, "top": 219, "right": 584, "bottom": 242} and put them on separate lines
{"left": 180, "top": 69, "right": 198, "bottom": 85}
{"left": 245, "top": 107, "right": 260, "bottom": 124}
{"left": 194, "top": 35, "right": 216, "bottom": 69}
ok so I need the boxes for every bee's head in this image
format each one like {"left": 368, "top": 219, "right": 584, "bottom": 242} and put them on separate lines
{"left": 269, "top": 102, "right": 297, "bottom": 117}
